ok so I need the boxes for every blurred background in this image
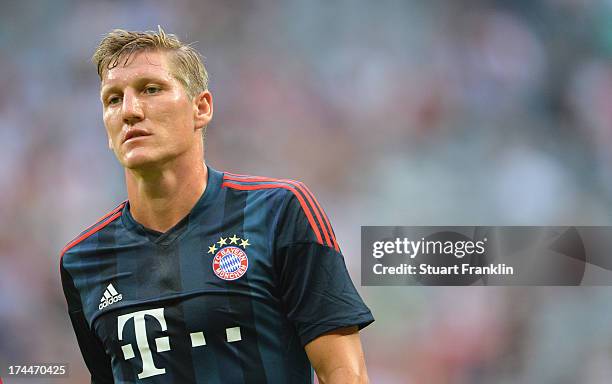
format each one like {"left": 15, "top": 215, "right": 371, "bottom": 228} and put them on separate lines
{"left": 2, "top": 0, "right": 612, "bottom": 382}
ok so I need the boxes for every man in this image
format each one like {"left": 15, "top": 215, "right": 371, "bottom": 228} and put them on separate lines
{"left": 60, "top": 27, "right": 373, "bottom": 384}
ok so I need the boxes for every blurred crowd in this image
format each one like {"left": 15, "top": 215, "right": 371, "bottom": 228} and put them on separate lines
{"left": 3, "top": 0, "right": 612, "bottom": 382}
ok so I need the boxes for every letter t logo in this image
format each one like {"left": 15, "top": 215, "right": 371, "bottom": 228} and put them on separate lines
{"left": 117, "top": 308, "right": 170, "bottom": 379}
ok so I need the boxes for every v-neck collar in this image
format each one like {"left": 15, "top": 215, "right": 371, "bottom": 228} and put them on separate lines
{"left": 121, "top": 165, "right": 223, "bottom": 246}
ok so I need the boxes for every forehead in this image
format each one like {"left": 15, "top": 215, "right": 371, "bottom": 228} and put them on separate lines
{"left": 101, "top": 50, "right": 174, "bottom": 90}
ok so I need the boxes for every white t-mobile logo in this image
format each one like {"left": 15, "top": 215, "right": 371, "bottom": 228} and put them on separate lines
{"left": 117, "top": 307, "right": 243, "bottom": 379}
{"left": 117, "top": 308, "right": 170, "bottom": 379}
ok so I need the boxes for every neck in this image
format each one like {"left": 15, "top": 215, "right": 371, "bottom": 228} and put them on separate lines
{"left": 125, "top": 157, "right": 208, "bottom": 233}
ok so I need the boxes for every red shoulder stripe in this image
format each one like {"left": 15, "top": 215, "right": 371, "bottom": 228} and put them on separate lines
{"left": 292, "top": 180, "right": 339, "bottom": 252}
{"left": 224, "top": 174, "right": 336, "bottom": 249}
{"left": 224, "top": 173, "right": 338, "bottom": 250}
{"left": 82, "top": 201, "right": 126, "bottom": 233}
{"left": 224, "top": 174, "right": 339, "bottom": 251}
{"left": 222, "top": 181, "right": 325, "bottom": 246}
{"left": 60, "top": 202, "right": 126, "bottom": 259}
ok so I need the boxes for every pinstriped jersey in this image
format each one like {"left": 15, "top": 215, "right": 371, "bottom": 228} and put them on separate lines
{"left": 60, "top": 166, "right": 374, "bottom": 384}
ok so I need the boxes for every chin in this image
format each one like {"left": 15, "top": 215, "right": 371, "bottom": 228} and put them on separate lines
{"left": 120, "top": 152, "right": 163, "bottom": 170}
{"left": 120, "top": 149, "right": 180, "bottom": 171}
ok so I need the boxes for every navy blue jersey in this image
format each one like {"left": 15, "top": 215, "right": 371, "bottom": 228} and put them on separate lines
{"left": 60, "top": 166, "right": 374, "bottom": 384}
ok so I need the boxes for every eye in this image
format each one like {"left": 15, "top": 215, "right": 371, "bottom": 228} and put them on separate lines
{"left": 144, "top": 85, "right": 161, "bottom": 94}
{"left": 107, "top": 95, "right": 122, "bottom": 105}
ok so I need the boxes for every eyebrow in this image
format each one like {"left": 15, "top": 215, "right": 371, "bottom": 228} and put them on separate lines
{"left": 100, "top": 76, "right": 169, "bottom": 98}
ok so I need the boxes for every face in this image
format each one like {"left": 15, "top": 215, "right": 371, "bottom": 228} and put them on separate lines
{"left": 100, "top": 50, "right": 212, "bottom": 170}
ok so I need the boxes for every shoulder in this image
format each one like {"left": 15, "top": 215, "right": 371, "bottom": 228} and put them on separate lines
{"left": 222, "top": 172, "right": 339, "bottom": 251}
{"left": 60, "top": 200, "right": 127, "bottom": 261}
{"left": 221, "top": 171, "right": 321, "bottom": 220}
{"left": 221, "top": 171, "right": 318, "bottom": 204}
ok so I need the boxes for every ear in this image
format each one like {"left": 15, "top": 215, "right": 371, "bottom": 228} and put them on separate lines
{"left": 193, "top": 90, "right": 213, "bottom": 131}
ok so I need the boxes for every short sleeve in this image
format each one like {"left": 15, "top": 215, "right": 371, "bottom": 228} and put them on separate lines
{"left": 274, "top": 191, "right": 374, "bottom": 346}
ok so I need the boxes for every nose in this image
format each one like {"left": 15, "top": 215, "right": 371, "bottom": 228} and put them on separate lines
{"left": 121, "top": 90, "right": 144, "bottom": 125}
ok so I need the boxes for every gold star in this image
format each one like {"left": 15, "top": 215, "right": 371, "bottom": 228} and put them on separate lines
{"left": 229, "top": 234, "right": 240, "bottom": 244}
{"left": 208, "top": 244, "right": 218, "bottom": 254}
{"left": 240, "top": 239, "right": 250, "bottom": 248}
{"left": 217, "top": 237, "right": 227, "bottom": 246}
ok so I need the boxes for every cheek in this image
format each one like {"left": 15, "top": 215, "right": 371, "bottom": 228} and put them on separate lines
{"left": 157, "top": 101, "right": 193, "bottom": 128}
{"left": 102, "top": 112, "right": 121, "bottom": 141}
{"left": 103, "top": 109, "right": 120, "bottom": 126}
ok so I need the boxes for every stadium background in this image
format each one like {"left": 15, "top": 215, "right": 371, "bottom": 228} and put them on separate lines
{"left": 3, "top": 0, "right": 612, "bottom": 382}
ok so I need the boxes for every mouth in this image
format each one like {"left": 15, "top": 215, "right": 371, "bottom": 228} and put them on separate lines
{"left": 123, "top": 129, "right": 151, "bottom": 143}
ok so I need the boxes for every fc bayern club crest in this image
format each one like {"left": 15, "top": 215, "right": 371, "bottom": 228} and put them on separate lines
{"left": 207, "top": 235, "right": 250, "bottom": 281}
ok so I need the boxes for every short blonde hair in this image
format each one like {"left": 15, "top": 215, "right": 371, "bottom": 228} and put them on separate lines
{"left": 92, "top": 26, "right": 208, "bottom": 98}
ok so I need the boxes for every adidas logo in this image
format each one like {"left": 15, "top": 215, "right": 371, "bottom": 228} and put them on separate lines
{"left": 99, "top": 283, "right": 123, "bottom": 310}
